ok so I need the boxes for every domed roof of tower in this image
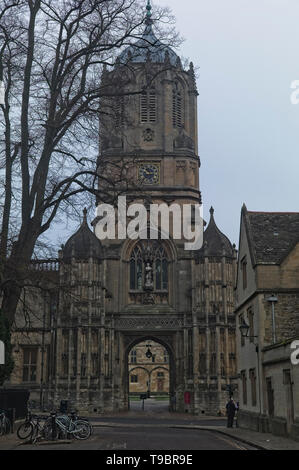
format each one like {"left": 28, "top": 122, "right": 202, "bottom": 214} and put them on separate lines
{"left": 198, "top": 207, "right": 234, "bottom": 257}
{"left": 117, "top": 1, "right": 180, "bottom": 67}
{"left": 62, "top": 208, "right": 102, "bottom": 261}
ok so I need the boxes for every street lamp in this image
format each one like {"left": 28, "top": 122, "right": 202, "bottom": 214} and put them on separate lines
{"left": 239, "top": 319, "right": 250, "bottom": 339}
{"left": 145, "top": 344, "right": 152, "bottom": 359}
{"left": 266, "top": 294, "right": 278, "bottom": 344}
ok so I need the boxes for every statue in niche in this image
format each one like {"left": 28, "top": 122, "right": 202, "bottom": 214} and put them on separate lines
{"left": 144, "top": 261, "right": 154, "bottom": 290}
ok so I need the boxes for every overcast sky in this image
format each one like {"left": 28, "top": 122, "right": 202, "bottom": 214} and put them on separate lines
{"left": 157, "top": 0, "right": 299, "bottom": 245}
{"left": 47, "top": 0, "right": 299, "bottom": 251}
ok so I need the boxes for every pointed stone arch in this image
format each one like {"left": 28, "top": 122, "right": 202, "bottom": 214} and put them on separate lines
{"left": 124, "top": 334, "right": 176, "bottom": 411}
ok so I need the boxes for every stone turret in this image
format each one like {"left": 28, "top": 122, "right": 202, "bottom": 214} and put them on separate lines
{"left": 193, "top": 208, "right": 238, "bottom": 414}
{"left": 197, "top": 207, "right": 234, "bottom": 258}
{"left": 62, "top": 208, "right": 102, "bottom": 262}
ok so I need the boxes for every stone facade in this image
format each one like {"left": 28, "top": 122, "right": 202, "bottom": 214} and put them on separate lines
{"left": 6, "top": 4, "right": 237, "bottom": 416}
{"left": 235, "top": 205, "right": 299, "bottom": 439}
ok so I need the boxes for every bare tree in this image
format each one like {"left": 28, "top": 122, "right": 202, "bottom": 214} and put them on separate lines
{"left": 0, "top": 0, "right": 178, "bottom": 326}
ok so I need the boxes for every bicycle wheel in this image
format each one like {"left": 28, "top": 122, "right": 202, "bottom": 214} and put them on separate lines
{"left": 0, "top": 420, "right": 5, "bottom": 436}
{"left": 17, "top": 422, "right": 34, "bottom": 440}
{"left": 73, "top": 420, "right": 91, "bottom": 440}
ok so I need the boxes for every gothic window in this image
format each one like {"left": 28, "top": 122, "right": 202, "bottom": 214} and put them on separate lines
{"left": 131, "top": 374, "right": 138, "bottom": 383}
{"left": 130, "top": 350, "right": 137, "bottom": 364}
{"left": 155, "top": 246, "right": 168, "bottom": 290}
{"left": 172, "top": 83, "right": 183, "bottom": 128}
{"left": 129, "top": 242, "right": 169, "bottom": 292}
{"left": 140, "top": 87, "right": 156, "bottom": 123}
{"left": 241, "top": 370, "right": 247, "bottom": 405}
{"left": 22, "top": 347, "right": 38, "bottom": 382}
{"left": 249, "top": 368, "right": 257, "bottom": 407}
{"left": 130, "top": 245, "right": 143, "bottom": 291}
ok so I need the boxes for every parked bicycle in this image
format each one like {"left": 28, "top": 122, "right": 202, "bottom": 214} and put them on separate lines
{"left": 17, "top": 410, "right": 92, "bottom": 442}
{"left": 0, "top": 410, "right": 11, "bottom": 436}
{"left": 16, "top": 412, "right": 48, "bottom": 442}
{"left": 69, "top": 411, "right": 93, "bottom": 435}
{"left": 43, "top": 412, "right": 92, "bottom": 440}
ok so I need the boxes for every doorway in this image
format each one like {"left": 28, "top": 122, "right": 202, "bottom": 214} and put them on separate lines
{"left": 126, "top": 337, "right": 173, "bottom": 413}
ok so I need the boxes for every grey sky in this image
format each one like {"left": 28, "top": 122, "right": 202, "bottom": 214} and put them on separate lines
{"left": 46, "top": 0, "right": 299, "bottom": 251}
{"left": 157, "top": 0, "right": 299, "bottom": 245}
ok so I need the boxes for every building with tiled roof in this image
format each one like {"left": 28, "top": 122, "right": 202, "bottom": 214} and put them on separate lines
{"left": 235, "top": 204, "right": 299, "bottom": 439}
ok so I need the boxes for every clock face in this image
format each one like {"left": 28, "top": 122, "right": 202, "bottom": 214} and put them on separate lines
{"left": 138, "top": 163, "right": 160, "bottom": 185}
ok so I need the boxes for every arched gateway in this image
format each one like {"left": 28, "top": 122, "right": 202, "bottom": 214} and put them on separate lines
{"left": 8, "top": 1, "right": 237, "bottom": 416}
{"left": 126, "top": 336, "right": 174, "bottom": 411}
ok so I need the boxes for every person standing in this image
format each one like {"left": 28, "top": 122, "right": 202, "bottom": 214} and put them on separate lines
{"left": 235, "top": 401, "right": 240, "bottom": 427}
{"left": 226, "top": 398, "right": 236, "bottom": 428}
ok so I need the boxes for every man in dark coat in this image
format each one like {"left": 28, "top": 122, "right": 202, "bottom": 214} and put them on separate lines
{"left": 226, "top": 398, "right": 236, "bottom": 428}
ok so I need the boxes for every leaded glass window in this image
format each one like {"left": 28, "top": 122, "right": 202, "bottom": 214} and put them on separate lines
{"left": 129, "top": 242, "right": 168, "bottom": 292}
{"left": 130, "top": 245, "right": 143, "bottom": 290}
{"left": 22, "top": 347, "right": 38, "bottom": 382}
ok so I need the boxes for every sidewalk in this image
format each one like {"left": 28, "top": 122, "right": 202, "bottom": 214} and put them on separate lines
{"left": 216, "top": 426, "right": 299, "bottom": 450}
{"left": 167, "top": 425, "right": 299, "bottom": 451}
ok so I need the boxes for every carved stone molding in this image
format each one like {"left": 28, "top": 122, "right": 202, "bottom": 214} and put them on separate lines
{"left": 176, "top": 160, "right": 186, "bottom": 170}
{"left": 143, "top": 128, "right": 154, "bottom": 142}
{"left": 189, "top": 161, "right": 198, "bottom": 172}
{"left": 115, "top": 316, "right": 184, "bottom": 331}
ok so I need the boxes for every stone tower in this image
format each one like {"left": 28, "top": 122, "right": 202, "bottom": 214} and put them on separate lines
{"left": 8, "top": 1, "right": 237, "bottom": 415}
{"left": 93, "top": 0, "right": 202, "bottom": 413}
